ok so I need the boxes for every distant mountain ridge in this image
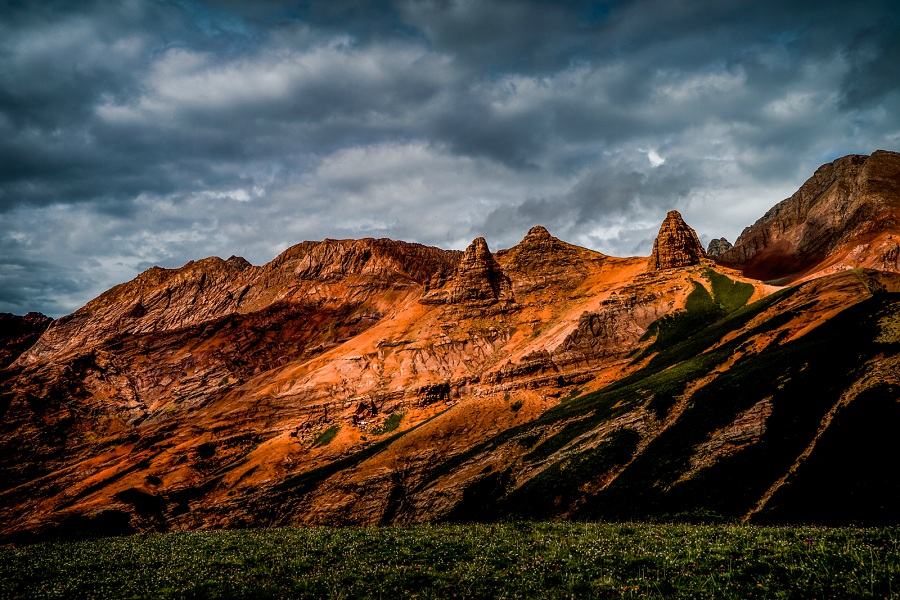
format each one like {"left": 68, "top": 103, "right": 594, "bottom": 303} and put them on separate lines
{"left": 709, "top": 149, "right": 900, "bottom": 282}
{"left": 2, "top": 150, "right": 900, "bottom": 542}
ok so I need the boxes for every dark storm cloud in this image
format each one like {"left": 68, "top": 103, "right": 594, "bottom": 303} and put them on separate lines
{"left": 1, "top": 0, "right": 899, "bottom": 316}
{"left": 398, "top": 0, "right": 611, "bottom": 73}
{"left": 839, "top": 25, "right": 900, "bottom": 111}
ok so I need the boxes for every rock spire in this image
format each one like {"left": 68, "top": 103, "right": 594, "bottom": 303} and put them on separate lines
{"left": 707, "top": 237, "right": 733, "bottom": 258}
{"left": 648, "top": 210, "right": 706, "bottom": 270}
{"left": 421, "top": 237, "right": 514, "bottom": 306}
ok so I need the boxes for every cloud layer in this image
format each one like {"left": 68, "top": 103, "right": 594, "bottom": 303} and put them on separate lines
{"left": 2, "top": 0, "right": 899, "bottom": 316}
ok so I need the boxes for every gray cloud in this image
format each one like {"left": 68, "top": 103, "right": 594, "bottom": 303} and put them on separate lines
{"left": 839, "top": 25, "right": 900, "bottom": 111}
{"left": 1, "top": 0, "right": 899, "bottom": 317}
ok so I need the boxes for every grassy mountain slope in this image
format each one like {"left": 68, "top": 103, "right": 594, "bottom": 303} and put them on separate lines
{"left": 409, "top": 270, "right": 900, "bottom": 525}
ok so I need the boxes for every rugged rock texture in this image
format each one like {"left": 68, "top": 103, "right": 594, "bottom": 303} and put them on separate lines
{"left": 16, "top": 238, "right": 461, "bottom": 367}
{"left": 496, "top": 226, "right": 595, "bottom": 293}
{"left": 714, "top": 150, "right": 900, "bottom": 281}
{"left": 648, "top": 210, "right": 707, "bottom": 270}
{"left": 706, "top": 237, "right": 733, "bottom": 258}
{"left": 1, "top": 225, "right": 726, "bottom": 540}
{"left": 0, "top": 313, "right": 53, "bottom": 369}
{"left": 420, "top": 237, "right": 514, "bottom": 308}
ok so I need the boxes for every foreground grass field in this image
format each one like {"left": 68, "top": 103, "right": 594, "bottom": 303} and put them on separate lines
{"left": 1, "top": 522, "right": 898, "bottom": 598}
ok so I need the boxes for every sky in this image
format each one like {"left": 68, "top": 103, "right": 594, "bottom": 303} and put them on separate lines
{"left": 2, "top": 0, "right": 899, "bottom": 317}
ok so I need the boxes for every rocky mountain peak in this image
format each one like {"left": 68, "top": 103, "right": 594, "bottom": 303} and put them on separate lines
{"left": 225, "top": 255, "right": 252, "bottom": 271}
{"left": 465, "top": 236, "right": 492, "bottom": 261}
{"left": 276, "top": 238, "right": 460, "bottom": 285}
{"left": 707, "top": 237, "right": 733, "bottom": 258}
{"left": 495, "top": 225, "right": 601, "bottom": 293}
{"left": 712, "top": 150, "right": 900, "bottom": 281}
{"left": 523, "top": 225, "right": 551, "bottom": 241}
{"left": 648, "top": 210, "right": 706, "bottom": 270}
{"left": 503, "top": 226, "right": 569, "bottom": 260}
{"left": 421, "top": 237, "right": 514, "bottom": 307}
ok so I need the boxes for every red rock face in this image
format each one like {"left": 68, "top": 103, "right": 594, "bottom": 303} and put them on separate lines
{"left": 496, "top": 225, "right": 598, "bottom": 294}
{"left": 15, "top": 238, "right": 461, "bottom": 367}
{"left": 2, "top": 222, "right": 717, "bottom": 538}
{"left": 647, "top": 210, "right": 707, "bottom": 270}
{"left": 420, "top": 237, "right": 514, "bottom": 308}
{"left": 714, "top": 150, "right": 900, "bottom": 281}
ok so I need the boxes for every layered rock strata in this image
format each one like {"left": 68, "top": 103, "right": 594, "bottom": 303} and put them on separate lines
{"left": 714, "top": 150, "right": 900, "bottom": 281}
{"left": 16, "top": 238, "right": 461, "bottom": 366}
{"left": 420, "top": 237, "right": 514, "bottom": 308}
{"left": 647, "top": 210, "right": 707, "bottom": 270}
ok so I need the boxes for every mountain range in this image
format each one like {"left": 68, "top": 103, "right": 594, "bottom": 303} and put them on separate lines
{"left": 2, "top": 150, "right": 900, "bottom": 542}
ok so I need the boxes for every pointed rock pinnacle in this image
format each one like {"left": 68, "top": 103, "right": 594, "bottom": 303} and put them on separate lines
{"left": 648, "top": 210, "right": 706, "bottom": 270}
{"left": 420, "top": 237, "right": 514, "bottom": 306}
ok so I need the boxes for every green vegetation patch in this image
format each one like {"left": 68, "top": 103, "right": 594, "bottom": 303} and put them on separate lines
{"left": 639, "top": 281, "right": 719, "bottom": 351}
{"left": 636, "top": 269, "right": 756, "bottom": 360}
{"left": 628, "top": 285, "right": 798, "bottom": 379}
{"left": 312, "top": 425, "right": 339, "bottom": 448}
{"left": 2, "top": 523, "right": 898, "bottom": 599}
{"left": 560, "top": 387, "right": 582, "bottom": 402}
{"left": 372, "top": 411, "right": 404, "bottom": 435}
{"left": 705, "top": 268, "right": 755, "bottom": 313}
{"left": 503, "top": 429, "right": 641, "bottom": 519}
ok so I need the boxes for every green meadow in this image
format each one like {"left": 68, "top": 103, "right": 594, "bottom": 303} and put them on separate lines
{"left": 1, "top": 522, "right": 898, "bottom": 598}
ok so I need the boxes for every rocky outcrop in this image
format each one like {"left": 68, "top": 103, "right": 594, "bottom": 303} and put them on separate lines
{"left": 714, "top": 150, "right": 900, "bottom": 281}
{"left": 0, "top": 312, "right": 53, "bottom": 370}
{"left": 16, "top": 239, "right": 461, "bottom": 367}
{"left": 647, "top": 210, "right": 706, "bottom": 270}
{"left": 706, "top": 237, "right": 733, "bottom": 258}
{"left": 551, "top": 291, "right": 670, "bottom": 367}
{"left": 420, "top": 237, "right": 514, "bottom": 307}
{"left": 16, "top": 256, "right": 260, "bottom": 366}
{"left": 496, "top": 226, "right": 602, "bottom": 293}
{"left": 277, "top": 238, "right": 460, "bottom": 284}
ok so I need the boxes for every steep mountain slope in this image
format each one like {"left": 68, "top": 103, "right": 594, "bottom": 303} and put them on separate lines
{"left": 2, "top": 151, "right": 900, "bottom": 541}
{"left": 710, "top": 150, "right": 900, "bottom": 282}
{"left": 409, "top": 269, "right": 900, "bottom": 526}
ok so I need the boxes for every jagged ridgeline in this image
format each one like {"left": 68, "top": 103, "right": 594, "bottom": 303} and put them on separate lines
{"left": 1, "top": 151, "right": 900, "bottom": 541}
